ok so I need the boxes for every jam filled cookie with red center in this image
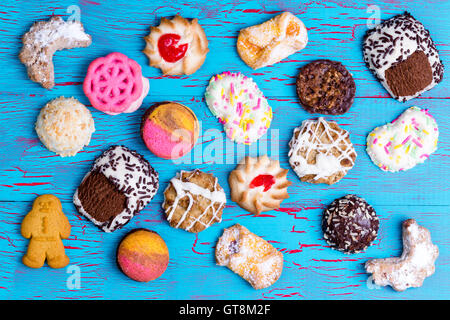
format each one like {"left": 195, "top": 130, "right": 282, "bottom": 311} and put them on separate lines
{"left": 229, "top": 155, "right": 291, "bottom": 215}
{"left": 143, "top": 15, "right": 209, "bottom": 75}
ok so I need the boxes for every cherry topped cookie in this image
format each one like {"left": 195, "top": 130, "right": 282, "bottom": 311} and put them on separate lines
{"left": 296, "top": 60, "right": 355, "bottom": 115}
{"left": 229, "top": 155, "right": 291, "bottom": 215}
{"left": 143, "top": 15, "right": 209, "bottom": 75}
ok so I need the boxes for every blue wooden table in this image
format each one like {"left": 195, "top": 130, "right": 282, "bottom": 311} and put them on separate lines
{"left": 0, "top": 0, "right": 449, "bottom": 300}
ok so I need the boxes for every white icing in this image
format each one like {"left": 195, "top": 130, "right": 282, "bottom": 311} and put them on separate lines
{"left": 288, "top": 118, "right": 356, "bottom": 181}
{"left": 164, "top": 171, "right": 226, "bottom": 231}
{"left": 363, "top": 13, "right": 443, "bottom": 101}
{"left": 73, "top": 145, "right": 158, "bottom": 232}
{"left": 366, "top": 106, "right": 438, "bottom": 172}
{"left": 205, "top": 72, "right": 272, "bottom": 145}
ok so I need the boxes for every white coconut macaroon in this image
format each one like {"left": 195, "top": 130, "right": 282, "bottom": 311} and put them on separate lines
{"left": 35, "top": 97, "right": 95, "bottom": 157}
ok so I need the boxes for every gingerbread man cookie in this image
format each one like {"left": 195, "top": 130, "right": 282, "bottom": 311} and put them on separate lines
{"left": 365, "top": 219, "right": 439, "bottom": 292}
{"left": 216, "top": 224, "right": 283, "bottom": 289}
{"left": 229, "top": 155, "right": 291, "bottom": 215}
{"left": 19, "top": 16, "right": 92, "bottom": 89}
{"left": 21, "top": 194, "right": 71, "bottom": 269}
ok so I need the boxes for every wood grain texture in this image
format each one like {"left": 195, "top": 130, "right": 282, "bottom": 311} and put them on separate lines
{"left": 0, "top": 0, "right": 449, "bottom": 299}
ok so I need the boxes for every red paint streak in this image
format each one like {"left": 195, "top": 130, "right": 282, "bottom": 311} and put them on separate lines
{"left": 13, "top": 182, "right": 50, "bottom": 186}
{"left": 242, "top": 9, "right": 261, "bottom": 13}
{"left": 64, "top": 246, "right": 82, "bottom": 250}
{"left": 81, "top": 0, "right": 100, "bottom": 5}
{"left": 191, "top": 234, "right": 208, "bottom": 255}
{"left": 312, "top": 258, "right": 360, "bottom": 262}
{"left": 290, "top": 226, "right": 305, "bottom": 233}
{"left": 55, "top": 82, "right": 82, "bottom": 86}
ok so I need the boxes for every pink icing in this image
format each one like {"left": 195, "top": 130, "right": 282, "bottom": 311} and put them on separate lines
{"left": 83, "top": 52, "right": 145, "bottom": 114}
{"left": 118, "top": 253, "right": 165, "bottom": 282}
{"left": 142, "top": 120, "right": 192, "bottom": 159}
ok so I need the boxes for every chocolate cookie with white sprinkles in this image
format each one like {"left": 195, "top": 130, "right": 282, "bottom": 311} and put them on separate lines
{"left": 363, "top": 12, "right": 444, "bottom": 102}
{"left": 322, "top": 194, "right": 379, "bottom": 254}
{"left": 73, "top": 145, "right": 159, "bottom": 232}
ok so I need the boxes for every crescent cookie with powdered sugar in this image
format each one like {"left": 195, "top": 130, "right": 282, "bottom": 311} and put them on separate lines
{"left": 363, "top": 12, "right": 444, "bottom": 102}
{"left": 19, "top": 16, "right": 92, "bottom": 89}
{"left": 163, "top": 169, "right": 226, "bottom": 233}
{"left": 73, "top": 145, "right": 159, "bottom": 233}
{"left": 288, "top": 118, "right": 356, "bottom": 185}
{"left": 229, "top": 155, "right": 291, "bottom": 215}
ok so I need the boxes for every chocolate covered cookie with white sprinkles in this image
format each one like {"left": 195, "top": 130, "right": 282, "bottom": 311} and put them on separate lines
{"left": 363, "top": 12, "right": 444, "bottom": 102}
{"left": 74, "top": 145, "right": 159, "bottom": 232}
{"left": 322, "top": 195, "right": 379, "bottom": 254}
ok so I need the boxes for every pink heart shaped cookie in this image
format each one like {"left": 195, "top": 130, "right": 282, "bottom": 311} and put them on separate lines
{"left": 83, "top": 52, "right": 149, "bottom": 115}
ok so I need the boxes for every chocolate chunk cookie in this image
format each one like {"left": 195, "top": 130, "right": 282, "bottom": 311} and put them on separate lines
{"left": 322, "top": 194, "right": 379, "bottom": 254}
{"left": 296, "top": 60, "right": 355, "bottom": 115}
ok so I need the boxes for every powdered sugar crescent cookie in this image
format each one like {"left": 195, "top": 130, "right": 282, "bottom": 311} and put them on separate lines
{"left": 237, "top": 12, "right": 308, "bottom": 69}
{"left": 205, "top": 72, "right": 272, "bottom": 145}
{"left": 288, "top": 118, "right": 356, "bottom": 185}
{"left": 365, "top": 219, "right": 439, "bottom": 291}
{"left": 216, "top": 224, "right": 283, "bottom": 290}
{"left": 363, "top": 12, "right": 444, "bottom": 101}
{"left": 143, "top": 15, "right": 209, "bottom": 75}
{"left": 163, "top": 170, "right": 226, "bottom": 233}
{"left": 229, "top": 155, "right": 291, "bottom": 215}
{"left": 367, "top": 107, "right": 438, "bottom": 172}
{"left": 19, "top": 16, "right": 92, "bottom": 89}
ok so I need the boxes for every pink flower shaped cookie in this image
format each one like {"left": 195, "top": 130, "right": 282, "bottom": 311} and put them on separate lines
{"left": 83, "top": 52, "right": 149, "bottom": 115}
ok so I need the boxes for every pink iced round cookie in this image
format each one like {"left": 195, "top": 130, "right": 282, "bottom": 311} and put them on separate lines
{"left": 117, "top": 229, "right": 169, "bottom": 282}
{"left": 140, "top": 102, "right": 199, "bottom": 159}
{"left": 83, "top": 52, "right": 149, "bottom": 115}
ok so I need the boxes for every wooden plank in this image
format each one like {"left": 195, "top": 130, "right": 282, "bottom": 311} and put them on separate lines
{"left": 0, "top": 201, "right": 448, "bottom": 299}
{"left": 1, "top": 97, "right": 449, "bottom": 205}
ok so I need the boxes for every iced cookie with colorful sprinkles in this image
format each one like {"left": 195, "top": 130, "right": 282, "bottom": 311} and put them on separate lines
{"left": 205, "top": 72, "right": 272, "bottom": 145}
{"left": 366, "top": 107, "right": 438, "bottom": 172}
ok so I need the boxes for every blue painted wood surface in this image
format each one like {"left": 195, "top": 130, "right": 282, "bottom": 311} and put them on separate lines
{"left": 0, "top": 0, "right": 449, "bottom": 300}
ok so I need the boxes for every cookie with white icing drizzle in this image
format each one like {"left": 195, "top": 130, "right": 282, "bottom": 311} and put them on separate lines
{"left": 163, "top": 169, "right": 226, "bottom": 233}
{"left": 288, "top": 118, "right": 357, "bottom": 185}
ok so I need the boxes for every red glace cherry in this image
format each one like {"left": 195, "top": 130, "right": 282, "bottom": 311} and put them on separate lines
{"left": 249, "top": 174, "right": 275, "bottom": 192}
{"left": 158, "top": 33, "right": 188, "bottom": 63}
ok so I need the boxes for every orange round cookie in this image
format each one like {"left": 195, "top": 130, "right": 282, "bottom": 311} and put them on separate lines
{"left": 117, "top": 229, "right": 169, "bottom": 282}
{"left": 229, "top": 155, "right": 291, "bottom": 215}
{"left": 163, "top": 170, "right": 226, "bottom": 233}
